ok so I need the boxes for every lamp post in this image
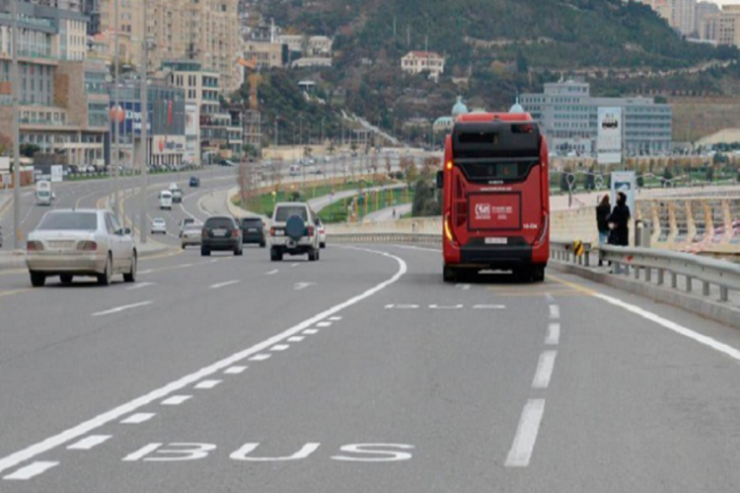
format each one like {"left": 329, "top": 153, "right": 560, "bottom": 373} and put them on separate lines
{"left": 139, "top": 23, "right": 150, "bottom": 244}
{"left": 11, "top": 0, "right": 21, "bottom": 249}
{"left": 112, "top": 0, "right": 121, "bottom": 222}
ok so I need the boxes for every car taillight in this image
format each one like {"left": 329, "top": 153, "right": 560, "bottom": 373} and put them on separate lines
{"left": 232, "top": 228, "right": 240, "bottom": 238}
{"left": 77, "top": 241, "right": 98, "bottom": 251}
{"left": 270, "top": 227, "right": 275, "bottom": 236}
{"left": 307, "top": 226, "right": 314, "bottom": 237}
{"left": 202, "top": 228, "right": 208, "bottom": 238}
{"left": 26, "top": 241, "right": 44, "bottom": 252}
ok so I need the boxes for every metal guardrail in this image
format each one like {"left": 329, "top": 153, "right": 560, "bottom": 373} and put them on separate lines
{"left": 599, "top": 245, "right": 740, "bottom": 303}
{"left": 550, "top": 240, "right": 593, "bottom": 267}
{"left": 328, "top": 233, "right": 441, "bottom": 245}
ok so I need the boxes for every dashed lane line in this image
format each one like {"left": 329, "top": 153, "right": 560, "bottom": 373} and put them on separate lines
{"left": 66, "top": 435, "right": 111, "bottom": 451}
{"left": 209, "top": 280, "right": 240, "bottom": 290}
{"left": 531, "top": 351, "right": 557, "bottom": 390}
{"left": 288, "top": 336, "right": 305, "bottom": 342}
{"left": 270, "top": 344, "right": 290, "bottom": 351}
{"left": 303, "top": 329, "right": 319, "bottom": 335}
{"left": 505, "top": 399, "right": 546, "bottom": 468}
{"left": 3, "top": 461, "right": 59, "bottom": 480}
{"left": 223, "top": 366, "right": 247, "bottom": 374}
{"left": 120, "top": 413, "right": 156, "bottom": 425}
{"left": 545, "top": 323, "right": 560, "bottom": 345}
{"left": 549, "top": 305, "right": 560, "bottom": 319}
{"left": 194, "top": 380, "right": 221, "bottom": 390}
{"left": 92, "top": 301, "right": 153, "bottom": 317}
{"left": 161, "top": 396, "right": 192, "bottom": 406}
{"left": 248, "top": 354, "right": 272, "bottom": 361}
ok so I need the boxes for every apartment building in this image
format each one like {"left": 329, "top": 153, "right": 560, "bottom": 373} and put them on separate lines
{"left": 701, "top": 5, "right": 740, "bottom": 47}
{"left": 400, "top": 51, "right": 445, "bottom": 80}
{"left": 635, "top": 0, "right": 696, "bottom": 36}
{"left": 98, "top": 0, "right": 144, "bottom": 67}
{"left": 244, "top": 41, "right": 285, "bottom": 69}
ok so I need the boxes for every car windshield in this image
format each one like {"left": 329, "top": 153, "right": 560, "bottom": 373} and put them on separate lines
{"left": 38, "top": 191, "right": 50, "bottom": 198}
{"left": 37, "top": 212, "right": 97, "bottom": 231}
{"left": 242, "top": 219, "right": 262, "bottom": 226}
{"left": 275, "top": 206, "right": 308, "bottom": 222}
{"left": 205, "top": 218, "right": 234, "bottom": 229}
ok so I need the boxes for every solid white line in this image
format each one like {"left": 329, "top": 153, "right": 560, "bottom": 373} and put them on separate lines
{"left": 66, "top": 435, "right": 111, "bottom": 451}
{"left": 505, "top": 399, "right": 546, "bottom": 467}
{"left": 92, "top": 301, "right": 153, "bottom": 317}
{"left": 532, "top": 351, "right": 557, "bottom": 389}
{"left": 224, "top": 366, "right": 247, "bottom": 374}
{"left": 194, "top": 380, "right": 221, "bottom": 389}
{"left": 288, "top": 336, "right": 305, "bottom": 342}
{"left": 248, "top": 354, "right": 271, "bottom": 361}
{"left": 303, "top": 329, "right": 319, "bottom": 335}
{"left": 265, "top": 269, "right": 279, "bottom": 275}
{"left": 120, "top": 413, "right": 156, "bottom": 424}
{"left": 161, "top": 395, "right": 192, "bottom": 406}
{"left": 126, "top": 282, "right": 155, "bottom": 291}
{"left": 316, "top": 322, "right": 332, "bottom": 327}
{"left": 595, "top": 292, "right": 740, "bottom": 362}
{"left": 472, "top": 304, "right": 506, "bottom": 310}
{"left": 0, "top": 246, "right": 407, "bottom": 476}
{"left": 3, "top": 461, "right": 59, "bottom": 480}
{"left": 329, "top": 316, "right": 342, "bottom": 321}
{"left": 271, "top": 344, "right": 290, "bottom": 351}
{"left": 209, "top": 280, "right": 240, "bottom": 290}
{"left": 549, "top": 305, "right": 560, "bottom": 319}
{"left": 545, "top": 323, "right": 560, "bottom": 345}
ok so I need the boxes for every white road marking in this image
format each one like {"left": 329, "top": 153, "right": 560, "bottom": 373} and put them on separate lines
{"left": 456, "top": 284, "right": 471, "bottom": 290}
{"left": 0, "top": 247, "right": 407, "bottom": 476}
{"left": 429, "top": 304, "right": 463, "bottom": 310}
{"left": 67, "top": 435, "right": 111, "bottom": 451}
{"left": 505, "top": 399, "right": 546, "bottom": 468}
{"left": 329, "top": 316, "right": 342, "bottom": 321}
{"left": 294, "top": 282, "right": 315, "bottom": 291}
{"left": 303, "top": 329, "right": 319, "bottom": 335}
{"left": 316, "top": 321, "right": 332, "bottom": 327}
{"left": 271, "top": 344, "right": 290, "bottom": 351}
{"left": 122, "top": 443, "right": 161, "bottom": 462}
{"left": 265, "top": 269, "right": 279, "bottom": 275}
{"left": 291, "top": 263, "right": 299, "bottom": 267}
{"left": 138, "top": 269, "right": 153, "bottom": 275}
{"left": 288, "top": 336, "right": 305, "bottom": 342}
{"left": 532, "top": 351, "right": 557, "bottom": 389}
{"left": 194, "top": 380, "right": 221, "bottom": 389}
{"left": 545, "top": 293, "right": 555, "bottom": 304}
{"left": 161, "top": 395, "right": 192, "bottom": 406}
{"left": 249, "top": 354, "right": 271, "bottom": 361}
{"left": 126, "top": 282, "right": 155, "bottom": 291}
{"left": 209, "top": 280, "right": 240, "bottom": 290}
{"left": 92, "top": 301, "right": 153, "bottom": 317}
{"left": 385, "top": 304, "right": 418, "bottom": 309}
{"left": 549, "top": 305, "right": 560, "bottom": 319}
{"left": 120, "top": 413, "right": 156, "bottom": 424}
{"left": 545, "top": 323, "right": 560, "bottom": 345}
{"left": 224, "top": 366, "right": 247, "bottom": 374}
{"left": 3, "top": 461, "right": 59, "bottom": 480}
{"left": 472, "top": 304, "right": 506, "bottom": 310}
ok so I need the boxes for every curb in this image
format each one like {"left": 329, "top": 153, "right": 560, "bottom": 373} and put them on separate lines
{"left": 0, "top": 252, "right": 26, "bottom": 271}
{"left": 549, "top": 260, "right": 740, "bottom": 330}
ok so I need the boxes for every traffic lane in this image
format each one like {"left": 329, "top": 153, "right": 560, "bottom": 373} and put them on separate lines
{"left": 510, "top": 271, "right": 740, "bottom": 491}
{"left": 1, "top": 245, "right": 557, "bottom": 492}
{"left": 0, "top": 245, "right": 399, "bottom": 467}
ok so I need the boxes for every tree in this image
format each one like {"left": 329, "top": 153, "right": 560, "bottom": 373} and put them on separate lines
{"left": 20, "top": 144, "right": 40, "bottom": 158}
{"left": 0, "top": 132, "right": 11, "bottom": 156}
{"left": 706, "top": 165, "right": 715, "bottom": 182}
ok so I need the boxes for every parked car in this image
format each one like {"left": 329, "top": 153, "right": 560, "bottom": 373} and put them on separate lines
{"left": 269, "top": 202, "right": 320, "bottom": 262}
{"left": 240, "top": 217, "right": 266, "bottom": 247}
{"left": 315, "top": 217, "right": 326, "bottom": 249}
{"left": 26, "top": 209, "right": 137, "bottom": 287}
{"left": 181, "top": 223, "right": 203, "bottom": 249}
{"left": 201, "top": 216, "right": 242, "bottom": 256}
{"left": 189, "top": 176, "right": 200, "bottom": 187}
{"left": 151, "top": 217, "right": 167, "bottom": 235}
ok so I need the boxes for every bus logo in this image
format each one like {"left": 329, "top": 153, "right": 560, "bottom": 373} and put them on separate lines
{"left": 475, "top": 203, "right": 491, "bottom": 220}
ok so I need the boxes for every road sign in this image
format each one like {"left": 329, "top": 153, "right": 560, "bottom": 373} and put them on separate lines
{"left": 573, "top": 240, "right": 585, "bottom": 257}
{"left": 51, "top": 165, "right": 63, "bottom": 183}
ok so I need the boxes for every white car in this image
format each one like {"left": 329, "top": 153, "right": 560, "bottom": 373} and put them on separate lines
{"left": 269, "top": 202, "right": 321, "bottom": 262}
{"left": 315, "top": 217, "right": 326, "bottom": 249}
{"left": 151, "top": 218, "right": 167, "bottom": 235}
{"left": 26, "top": 209, "right": 137, "bottom": 287}
{"left": 159, "top": 190, "right": 173, "bottom": 210}
{"left": 181, "top": 223, "right": 203, "bottom": 248}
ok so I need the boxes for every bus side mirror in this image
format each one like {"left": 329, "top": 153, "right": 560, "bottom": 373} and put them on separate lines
{"left": 436, "top": 170, "right": 444, "bottom": 189}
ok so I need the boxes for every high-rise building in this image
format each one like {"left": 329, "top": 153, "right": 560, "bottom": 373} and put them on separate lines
{"left": 701, "top": 5, "right": 740, "bottom": 47}
{"left": 671, "top": 0, "right": 696, "bottom": 36}
{"left": 695, "top": 1, "right": 720, "bottom": 36}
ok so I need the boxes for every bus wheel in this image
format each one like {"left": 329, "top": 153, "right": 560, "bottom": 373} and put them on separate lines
{"left": 443, "top": 266, "right": 457, "bottom": 283}
{"left": 532, "top": 266, "right": 545, "bottom": 283}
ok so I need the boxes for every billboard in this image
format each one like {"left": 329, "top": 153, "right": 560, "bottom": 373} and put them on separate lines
{"left": 610, "top": 171, "right": 636, "bottom": 217}
{"left": 597, "top": 107, "right": 622, "bottom": 165}
{"left": 185, "top": 104, "right": 198, "bottom": 138}
{"left": 152, "top": 135, "right": 186, "bottom": 155}
{"left": 109, "top": 102, "right": 151, "bottom": 136}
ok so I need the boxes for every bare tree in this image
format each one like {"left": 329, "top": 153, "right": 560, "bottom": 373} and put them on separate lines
{"left": 238, "top": 160, "right": 259, "bottom": 213}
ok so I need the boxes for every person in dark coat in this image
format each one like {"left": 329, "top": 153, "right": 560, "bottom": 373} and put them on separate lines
{"left": 596, "top": 194, "right": 611, "bottom": 266}
{"left": 608, "top": 192, "right": 631, "bottom": 247}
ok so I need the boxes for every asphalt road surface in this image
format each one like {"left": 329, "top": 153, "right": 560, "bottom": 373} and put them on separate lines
{"left": 2, "top": 239, "right": 740, "bottom": 491}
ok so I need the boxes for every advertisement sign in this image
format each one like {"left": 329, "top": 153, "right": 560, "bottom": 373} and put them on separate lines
{"left": 109, "top": 102, "right": 151, "bottom": 136}
{"left": 152, "top": 135, "right": 186, "bottom": 155}
{"left": 610, "top": 171, "right": 636, "bottom": 216}
{"left": 468, "top": 193, "right": 521, "bottom": 230}
{"left": 597, "top": 107, "right": 622, "bottom": 165}
{"left": 185, "top": 104, "right": 198, "bottom": 138}
{"left": 50, "top": 165, "right": 64, "bottom": 183}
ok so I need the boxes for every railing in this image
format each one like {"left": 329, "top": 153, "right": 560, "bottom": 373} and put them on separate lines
{"left": 328, "top": 233, "right": 441, "bottom": 245}
{"left": 550, "top": 239, "right": 593, "bottom": 267}
{"left": 599, "top": 245, "right": 740, "bottom": 303}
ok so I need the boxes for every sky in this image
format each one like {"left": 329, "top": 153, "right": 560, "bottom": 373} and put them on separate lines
{"left": 711, "top": 1, "right": 740, "bottom": 5}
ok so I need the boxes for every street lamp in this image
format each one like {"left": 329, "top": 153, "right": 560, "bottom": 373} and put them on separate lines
{"left": 11, "top": 0, "right": 21, "bottom": 249}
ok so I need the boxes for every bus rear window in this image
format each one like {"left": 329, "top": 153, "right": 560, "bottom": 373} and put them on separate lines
{"left": 458, "top": 132, "right": 497, "bottom": 144}
{"left": 457, "top": 161, "right": 538, "bottom": 182}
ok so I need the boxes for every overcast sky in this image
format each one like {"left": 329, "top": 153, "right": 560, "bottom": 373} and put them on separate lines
{"left": 710, "top": 0, "right": 740, "bottom": 5}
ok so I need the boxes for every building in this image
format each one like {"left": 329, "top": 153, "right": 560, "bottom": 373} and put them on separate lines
{"left": 520, "top": 79, "right": 673, "bottom": 156}
{"left": 244, "top": 41, "right": 285, "bottom": 69}
{"left": 290, "top": 57, "right": 331, "bottom": 69}
{"left": 702, "top": 5, "right": 740, "bottom": 47}
{"left": 401, "top": 51, "right": 445, "bottom": 80}
{"left": 98, "top": 0, "right": 144, "bottom": 67}
{"left": 695, "top": 1, "right": 720, "bottom": 36}
{"left": 0, "top": 1, "right": 109, "bottom": 166}
{"left": 671, "top": 0, "right": 696, "bottom": 36}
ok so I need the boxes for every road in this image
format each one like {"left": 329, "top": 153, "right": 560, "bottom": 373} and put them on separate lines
{"left": 2, "top": 240, "right": 740, "bottom": 490}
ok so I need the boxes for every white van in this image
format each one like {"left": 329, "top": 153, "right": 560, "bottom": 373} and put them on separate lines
{"left": 35, "top": 181, "right": 55, "bottom": 206}
{"left": 159, "top": 190, "right": 173, "bottom": 210}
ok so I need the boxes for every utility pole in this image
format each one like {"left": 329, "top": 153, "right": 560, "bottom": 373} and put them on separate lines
{"left": 139, "top": 11, "right": 149, "bottom": 244}
{"left": 11, "top": 0, "right": 21, "bottom": 249}
{"left": 299, "top": 114, "right": 303, "bottom": 147}
{"left": 112, "top": 0, "right": 121, "bottom": 221}
{"left": 321, "top": 117, "right": 325, "bottom": 145}
{"left": 274, "top": 117, "right": 279, "bottom": 147}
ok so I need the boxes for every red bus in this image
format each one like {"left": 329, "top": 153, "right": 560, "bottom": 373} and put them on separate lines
{"left": 437, "top": 112, "right": 550, "bottom": 282}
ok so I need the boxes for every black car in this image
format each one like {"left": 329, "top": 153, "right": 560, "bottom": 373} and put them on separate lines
{"left": 240, "top": 217, "right": 266, "bottom": 247}
{"left": 189, "top": 176, "right": 200, "bottom": 187}
{"left": 201, "top": 216, "right": 243, "bottom": 256}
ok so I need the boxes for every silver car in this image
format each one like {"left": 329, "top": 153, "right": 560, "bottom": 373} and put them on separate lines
{"left": 181, "top": 223, "right": 203, "bottom": 248}
{"left": 26, "top": 209, "right": 137, "bottom": 287}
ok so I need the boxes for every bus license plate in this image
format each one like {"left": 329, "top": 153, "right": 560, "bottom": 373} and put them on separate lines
{"left": 485, "top": 237, "right": 507, "bottom": 245}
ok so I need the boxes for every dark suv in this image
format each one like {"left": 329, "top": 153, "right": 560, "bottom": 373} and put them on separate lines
{"left": 201, "top": 216, "right": 243, "bottom": 256}
{"left": 240, "top": 217, "right": 266, "bottom": 247}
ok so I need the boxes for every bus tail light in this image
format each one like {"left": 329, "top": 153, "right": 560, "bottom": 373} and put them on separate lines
{"left": 535, "top": 212, "right": 549, "bottom": 246}
{"left": 443, "top": 214, "right": 456, "bottom": 244}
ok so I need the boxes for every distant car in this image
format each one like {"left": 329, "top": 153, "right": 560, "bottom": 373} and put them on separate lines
{"left": 179, "top": 218, "right": 196, "bottom": 237}
{"left": 181, "top": 223, "right": 203, "bottom": 249}
{"left": 26, "top": 209, "right": 137, "bottom": 287}
{"left": 151, "top": 217, "right": 167, "bottom": 235}
{"left": 159, "top": 190, "right": 173, "bottom": 210}
{"left": 219, "top": 159, "right": 237, "bottom": 167}
{"left": 168, "top": 182, "right": 179, "bottom": 191}
{"left": 315, "top": 217, "right": 326, "bottom": 249}
{"left": 269, "top": 202, "right": 320, "bottom": 262}
{"left": 240, "top": 217, "right": 266, "bottom": 247}
{"left": 189, "top": 176, "right": 200, "bottom": 187}
{"left": 201, "top": 216, "right": 242, "bottom": 256}
{"left": 171, "top": 188, "right": 183, "bottom": 204}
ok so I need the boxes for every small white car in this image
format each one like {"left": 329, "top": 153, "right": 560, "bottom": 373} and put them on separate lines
{"left": 159, "top": 190, "right": 173, "bottom": 210}
{"left": 151, "top": 217, "right": 167, "bottom": 235}
{"left": 269, "top": 202, "right": 321, "bottom": 262}
{"left": 315, "top": 217, "right": 326, "bottom": 249}
{"left": 26, "top": 209, "right": 137, "bottom": 287}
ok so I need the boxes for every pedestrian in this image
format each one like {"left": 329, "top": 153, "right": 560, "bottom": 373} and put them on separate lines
{"left": 596, "top": 194, "right": 611, "bottom": 266}
{"left": 392, "top": 208, "right": 396, "bottom": 219}
{"left": 607, "top": 192, "right": 631, "bottom": 247}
